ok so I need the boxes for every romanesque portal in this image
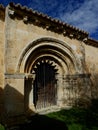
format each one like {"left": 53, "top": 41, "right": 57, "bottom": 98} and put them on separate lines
{"left": 0, "top": 2, "right": 98, "bottom": 126}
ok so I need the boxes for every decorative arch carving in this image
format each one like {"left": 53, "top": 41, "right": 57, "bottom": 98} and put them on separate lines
{"left": 17, "top": 37, "right": 85, "bottom": 111}
{"left": 16, "top": 37, "right": 81, "bottom": 74}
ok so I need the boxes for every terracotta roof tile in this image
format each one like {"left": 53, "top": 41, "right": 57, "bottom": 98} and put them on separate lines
{"left": 9, "top": 2, "right": 88, "bottom": 36}
{"left": 0, "top": 2, "right": 98, "bottom": 46}
{"left": 85, "top": 38, "right": 98, "bottom": 47}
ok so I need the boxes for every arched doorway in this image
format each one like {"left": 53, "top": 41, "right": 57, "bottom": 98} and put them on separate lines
{"left": 18, "top": 37, "right": 81, "bottom": 113}
{"left": 33, "top": 59, "right": 58, "bottom": 109}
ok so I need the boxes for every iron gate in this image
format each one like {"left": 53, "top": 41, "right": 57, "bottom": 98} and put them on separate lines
{"left": 33, "top": 61, "right": 57, "bottom": 109}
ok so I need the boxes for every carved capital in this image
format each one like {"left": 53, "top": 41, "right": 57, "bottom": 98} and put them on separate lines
{"left": 25, "top": 73, "right": 34, "bottom": 80}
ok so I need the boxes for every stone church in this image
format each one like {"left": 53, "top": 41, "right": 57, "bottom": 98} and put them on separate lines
{"left": 0, "top": 2, "right": 98, "bottom": 126}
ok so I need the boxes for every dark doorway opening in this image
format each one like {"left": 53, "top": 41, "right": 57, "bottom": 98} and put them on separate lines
{"left": 33, "top": 61, "right": 57, "bottom": 109}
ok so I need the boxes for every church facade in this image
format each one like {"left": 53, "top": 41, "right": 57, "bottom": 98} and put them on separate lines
{"left": 0, "top": 2, "right": 98, "bottom": 126}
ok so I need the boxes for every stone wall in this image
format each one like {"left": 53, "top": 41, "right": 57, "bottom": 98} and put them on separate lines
{"left": 0, "top": 3, "right": 98, "bottom": 126}
{"left": 3, "top": 5, "right": 87, "bottom": 119}
{"left": 0, "top": 10, "right": 5, "bottom": 122}
{"left": 85, "top": 44, "right": 98, "bottom": 98}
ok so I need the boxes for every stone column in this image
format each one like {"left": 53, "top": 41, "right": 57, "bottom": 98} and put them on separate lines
{"left": 56, "top": 75, "right": 64, "bottom": 107}
{"left": 63, "top": 76, "right": 70, "bottom": 106}
{"left": 24, "top": 73, "right": 35, "bottom": 115}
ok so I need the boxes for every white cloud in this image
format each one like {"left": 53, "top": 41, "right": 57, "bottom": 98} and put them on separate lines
{"left": 27, "top": 0, "right": 98, "bottom": 39}
{"left": 59, "top": 0, "right": 98, "bottom": 34}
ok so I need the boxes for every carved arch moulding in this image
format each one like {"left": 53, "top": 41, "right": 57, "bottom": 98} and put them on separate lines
{"left": 16, "top": 37, "right": 82, "bottom": 77}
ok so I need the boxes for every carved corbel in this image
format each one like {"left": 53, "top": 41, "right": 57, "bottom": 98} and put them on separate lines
{"left": 83, "top": 38, "right": 88, "bottom": 42}
{"left": 8, "top": 9, "right": 15, "bottom": 18}
{"left": 35, "top": 19, "right": 40, "bottom": 26}
{"left": 63, "top": 31, "right": 66, "bottom": 36}
{"left": 46, "top": 25, "right": 50, "bottom": 30}
{"left": 69, "top": 34, "right": 74, "bottom": 38}
{"left": 23, "top": 16, "right": 28, "bottom": 24}
{"left": 77, "top": 34, "right": 81, "bottom": 40}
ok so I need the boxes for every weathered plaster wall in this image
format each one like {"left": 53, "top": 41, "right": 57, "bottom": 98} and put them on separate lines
{"left": 85, "top": 44, "right": 98, "bottom": 73}
{"left": 84, "top": 44, "right": 98, "bottom": 98}
{"left": 0, "top": 17, "right": 5, "bottom": 119}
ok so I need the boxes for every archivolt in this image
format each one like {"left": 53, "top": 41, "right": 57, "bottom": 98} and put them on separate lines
{"left": 16, "top": 37, "right": 80, "bottom": 74}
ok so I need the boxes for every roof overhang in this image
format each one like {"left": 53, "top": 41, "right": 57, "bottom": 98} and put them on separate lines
{"left": 1, "top": 2, "right": 98, "bottom": 46}
{"left": 8, "top": 2, "right": 88, "bottom": 41}
{"left": 0, "top": 4, "right": 5, "bottom": 21}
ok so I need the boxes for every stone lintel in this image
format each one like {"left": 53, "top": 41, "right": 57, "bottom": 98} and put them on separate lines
{"left": 5, "top": 73, "right": 34, "bottom": 79}
{"left": 65, "top": 73, "right": 91, "bottom": 80}
{"left": 5, "top": 73, "right": 25, "bottom": 79}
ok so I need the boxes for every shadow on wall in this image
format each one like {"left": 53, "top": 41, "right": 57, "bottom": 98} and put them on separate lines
{"left": 2, "top": 83, "right": 34, "bottom": 126}
{"left": 0, "top": 84, "right": 68, "bottom": 130}
{"left": 0, "top": 87, "right": 4, "bottom": 123}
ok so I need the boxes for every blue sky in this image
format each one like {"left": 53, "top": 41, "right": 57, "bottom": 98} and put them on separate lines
{"left": 0, "top": 0, "right": 98, "bottom": 40}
